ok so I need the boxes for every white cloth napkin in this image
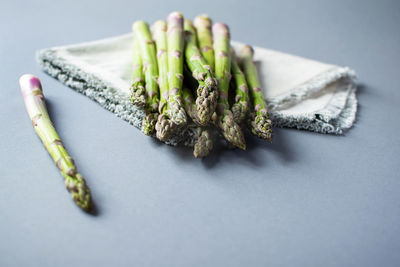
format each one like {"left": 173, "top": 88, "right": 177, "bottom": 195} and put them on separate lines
{"left": 37, "top": 33, "right": 357, "bottom": 146}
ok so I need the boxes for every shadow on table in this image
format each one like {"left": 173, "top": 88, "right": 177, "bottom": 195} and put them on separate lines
{"left": 155, "top": 126, "right": 296, "bottom": 169}
{"left": 352, "top": 83, "right": 368, "bottom": 129}
{"left": 205, "top": 127, "right": 296, "bottom": 169}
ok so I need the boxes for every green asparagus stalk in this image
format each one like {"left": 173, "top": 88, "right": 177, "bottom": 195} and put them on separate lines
{"left": 166, "top": 12, "right": 187, "bottom": 126}
{"left": 153, "top": 20, "right": 169, "bottom": 112}
{"left": 152, "top": 20, "right": 176, "bottom": 141}
{"left": 184, "top": 19, "right": 218, "bottom": 126}
{"left": 182, "top": 86, "right": 213, "bottom": 158}
{"left": 212, "top": 23, "right": 246, "bottom": 150}
{"left": 230, "top": 48, "right": 249, "bottom": 124}
{"left": 129, "top": 37, "right": 146, "bottom": 107}
{"left": 19, "top": 74, "right": 92, "bottom": 212}
{"left": 133, "top": 21, "right": 160, "bottom": 135}
{"left": 240, "top": 45, "right": 273, "bottom": 142}
{"left": 193, "top": 14, "right": 215, "bottom": 70}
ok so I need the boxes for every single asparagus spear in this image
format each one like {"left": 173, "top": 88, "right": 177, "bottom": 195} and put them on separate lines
{"left": 212, "top": 23, "right": 246, "bottom": 150}
{"left": 230, "top": 48, "right": 249, "bottom": 124}
{"left": 152, "top": 20, "right": 176, "bottom": 141}
{"left": 19, "top": 74, "right": 92, "bottom": 211}
{"left": 184, "top": 19, "right": 218, "bottom": 126}
{"left": 166, "top": 12, "right": 187, "bottom": 126}
{"left": 129, "top": 37, "right": 146, "bottom": 107}
{"left": 240, "top": 45, "right": 273, "bottom": 142}
{"left": 182, "top": 86, "right": 213, "bottom": 158}
{"left": 133, "top": 21, "right": 160, "bottom": 135}
{"left": 194, "top": 14, "right": 215, "bottom": 70}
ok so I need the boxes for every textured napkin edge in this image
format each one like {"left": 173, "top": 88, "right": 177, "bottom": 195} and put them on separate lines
{"left": 270, "top": 84, "right": 357, "bottom": 134}
{"left": 269, "top": 67, "right": 358, "bottom": 134}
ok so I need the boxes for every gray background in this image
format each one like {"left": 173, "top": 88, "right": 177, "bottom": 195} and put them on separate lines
{"left": 1, "top": 0, "right": 399, "bottom": 266}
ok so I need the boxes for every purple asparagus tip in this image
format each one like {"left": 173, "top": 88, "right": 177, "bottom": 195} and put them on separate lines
{"left": 19, "top": 74, "right": 42, "bottom": 96}
{"left": 212, "top": 23, "right": 230, "bottom": 38}
{"left": 167, "top": 11, "right": 183, "bottom": 25}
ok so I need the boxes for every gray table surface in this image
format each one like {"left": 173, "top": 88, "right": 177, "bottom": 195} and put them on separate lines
{"left": 1, "top": 0, "right": 400, "bottom": 266}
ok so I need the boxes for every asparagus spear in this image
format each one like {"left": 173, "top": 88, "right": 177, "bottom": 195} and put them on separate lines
{"left": 182, "top": 86, "right": 213, "bottom": 158}
{"left": 166, "top": 12, "right": 187, "bottom": 126}
{"left": 133, "top": 21, "right": 160, "bottom": 135}
{"left": 230, "top": 48, "right": 249, "bottom": 124}
{"left": 212, "top": 23, "right": 246, "bottom": 150}
{"left": 152, "top": 20, "right": 176, "bottom": 141}
{"left": 184, "top": 19, "right": 218, "bottom": 126}
{"left": 19, "top": 74, "right": 92, "bottom": 212}
{"left": 129, "top": 37, "right": 146, "bottom": 107}
{"left": 240, "top": 45, "right": 273, "bottom": 142}
{"left": 194, "top": 14, "right": 215, "bottom": 70}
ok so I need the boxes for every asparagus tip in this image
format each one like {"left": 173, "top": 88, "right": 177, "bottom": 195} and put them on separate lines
{"left": 167, "top": 101, "right": 187, "bottom": 126}
{"left": 240, "top": 44, "right": 254, "bottom": 57}
{"left": 232, "top": 101, "right": 249, "bottom": 124}
{"left": 63, "top": 173, "right": 92, "bottom": 212}
{"left": 130, "top": 84, "right": 146, "bottom": 107}
{"left": 193, "top": 129, "right": 213, "bottom": 158}
{"left": 248, "top": 113, "right": 273, "bottom": 142}
{"left": 193, "top": 14, "right": 211, "bottom": 28}
{"left": 217, "top": 110, "right": 246, "bottom": 150}
{"left": 20, "top": 74, "right": 42, "bottom": 95}
{"left": 142, "top": 112, "right": 158, "bottom": 136}
{"left": 167, "top": 11, "right": 184, "bottom": 23}
{"left": 153, "top": 19, "right": 167, "bottom": 27}
{"left": 132, "top": 20, "right": 148, "bottom": 30}
{"left": 193, "top": 14, "right": 211, "bottom": 23}
{"left": 155, "top": 113, "right": 176, "bottom": 141}
{"left": 193, "top": 85, "right": 218, "bottom": 125}
{"left": 212, "top": 23, "right": 230, "bottom": 38}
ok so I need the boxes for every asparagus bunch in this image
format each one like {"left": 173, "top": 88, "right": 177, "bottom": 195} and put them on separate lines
{"left": 133, "top": 21, "right": 160, "bottom": 136}
{"left": 166, "top": 12, "right": 187, "bottom": 126}
{"left": 184, "top": 19, "right": 218, "bottom": 126}
{"left": 19, "top": 74, "right": 92, "bottom": 211}
{"left": 212, "top": 23, "right": 246, "bottom": 150}
{"left": 241, "top": 45, "right": 273, "bottom": 142}
{"left": 129, "top": 13, "right": 273, "bottom": 157}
